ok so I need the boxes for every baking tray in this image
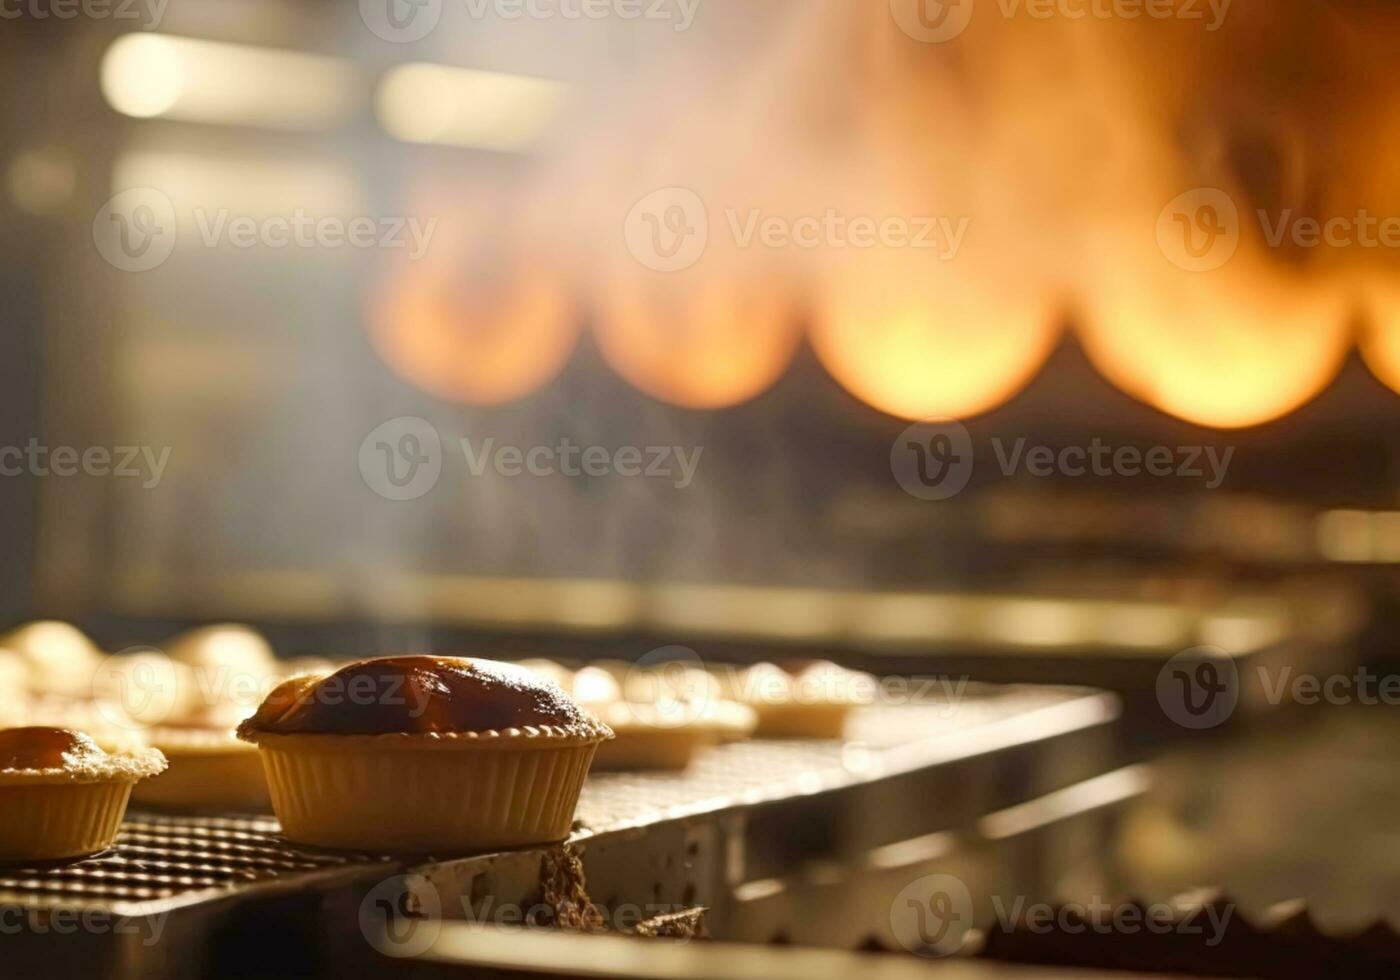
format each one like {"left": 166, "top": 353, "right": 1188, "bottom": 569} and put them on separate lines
{"left": 2, "top": 684, "right": 1132, "bottom": 978}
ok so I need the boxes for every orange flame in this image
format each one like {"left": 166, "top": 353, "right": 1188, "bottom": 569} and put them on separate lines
{"left": 811, "top": 252, "right": 1061, "bottom": 420}
{"left": 1078, "top": 251, "right": 1351, "bottom": 429}
{"left": 369, "top": 262, "right": 578, "bottom": 406}
{"left": 593, "top": 273, "right": 799, "bottom": 409}
{"left": 1361, "top": 279, "right": 1400, "bottom": 396}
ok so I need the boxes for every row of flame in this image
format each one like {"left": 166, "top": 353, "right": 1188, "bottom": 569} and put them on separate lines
{"left": 371, "top": 263, "right": 1400, "bottom": 430}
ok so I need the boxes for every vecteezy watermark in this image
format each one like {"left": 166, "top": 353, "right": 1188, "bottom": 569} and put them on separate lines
{"left": 358, "top": 417, "right": 704, "bottom": 500}
{"left": 1156, "top": 646, "right": 1240, "bottom": 730}
{"left": 0, "top": 904, "right": 168, "bottom": 947}
{"left": 623, "top": 187, "right": 709, "bottom": 273}
{"left": 0, "top": 0, "right": 168, "bottom": 27}
{"left": 890, "top": 874, "right": 975, "bottom": 956}
{"left": 360, "top": 874, "right": 696, "bottom": 958}
{"left": 623, "top": 187, "right": 968, "bottom": 272}
{"left": 459, "top": 437, "right": 703, "bottom": 488}
{"left": 889, "top": 874, "right": 1235, "bottom": 958}
{"left": 91, "top": 647, "right": 435, "bottom": 729}
{"left": 361, "top": 875, "right": 443, "bottom": 958}
{"left": 0, "top": 440, "right": 170, "bottom": 488}
{"left": 1157, "top": 187, "right": 1240, "bottom": 272}
{"left": 1257, "top": 209, "right": 1400, "bottom": 251}
{"left": 359, "top": 0, "right": 698, "bottom": 42}
{"left": 891, "top": 418, "right": 1234, "bottom": 500}
{"left": 985, "top": 894, "right": 1234, "bottom": 948}
{"left": 1157, "top": 646, "right": 1400, "bottom": 729}
{"left": 889, "top": 0, "right": 1231, "bottom": 43}
{"left": 93, "top": 188, "right": 437, "bottom": 272}
{"left": 1158, "top": 187, "right": 1400, "bottom": 272}
{"left": 358, "top": 417, "right": 444, "bottom": 502}
{"left": 890, "top": 419, "right": 976, "bottom": 501}
{"left": 620, "top": 647, "right": 973, "bottom": 730}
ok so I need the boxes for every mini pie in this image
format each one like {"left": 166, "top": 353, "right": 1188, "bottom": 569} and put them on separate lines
{"left": 237, "top": 656, "right": 612, "bottom": 853}
{"left": 565, "top": 665, "right": 756, "bottom": 771}
{"left": 2, "top": 621, "right": 104, "bottom": 699}
{"left": 168, "top": 624, "right": 280, "bottom": 712}
{"left": 132, "top": 708, "right": 269, "bottom": 812}
{"left": 723, "top": 661, "right": 870, "bottom": 739}
{"left": 0, "top": 727, "right": 166, "bottom": 861}
{"left": 0, "top": 649, "right": 27, "bottom": 709}
{"left": 90, "top": 651, "right": 199, "bottom": 727}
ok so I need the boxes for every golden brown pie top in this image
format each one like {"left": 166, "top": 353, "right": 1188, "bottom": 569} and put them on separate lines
{"left": 237, "top": 656, "right": 611, "bottom": 741}
{"left": 0, "top": 726, "right": 92, "bottom": 771}
{"left": 0, "top": 726, "right": 166, "bottom": 783}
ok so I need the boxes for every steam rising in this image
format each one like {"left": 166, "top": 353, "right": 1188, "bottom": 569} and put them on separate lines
{"left": 368, "top": 1, "right": 1400, "bottom": 426}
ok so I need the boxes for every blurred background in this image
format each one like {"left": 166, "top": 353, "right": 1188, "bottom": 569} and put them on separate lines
{"left": 2, "top": 0, "right": 1400, "bottom": 969}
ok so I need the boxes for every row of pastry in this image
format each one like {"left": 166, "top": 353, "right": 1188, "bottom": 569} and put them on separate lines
{"left": 1, "top": 625, "right": 873, "bottom": 862}
{"left": 518, "top": 657, "right": 870, "bottom": 771}
{"left": 0, "top": 621, "right": 329, "bottom": 812}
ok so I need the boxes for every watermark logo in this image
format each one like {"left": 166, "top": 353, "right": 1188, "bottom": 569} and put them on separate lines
{"left": 893, "top": 428, "right": 1234, "bottom": 500}
{"left": 1159, "top": 654, "right": 1400, "bottom": 730}
{"left": 889, "top": 0, "right": 975, "bottom": 43}
{"left": 190, "top": 209, "right": 436, "bottom": 258}
{"left": 0, "top": 440, "right": 171, "bottom": 488}
{"left": 90, "top": 648, "right": 188, "bottom": 729}
{"left": 624, "top": 187, "right": 708, "bottom": 272}
{"left": 0, "top": 0, "right": 169, "bottom": 27}
{"left": 890, "top": 874, "right": 974, "bottom": 957}
{"left": 360, "top": 874, "right": 442, "bottom": 958}
{"left": 89, "top": 646, "right": 295, "bottom": 729}
{"left": 891, "top": 418, "right": 975, "bottom": 501}
{"left": 1157, "top": 187, "right": 1240, "bottom": 272}
{"left": 725, "top": 210, "right": 966, "bottom": 257}
{"left": 94, "top": 190, "right": 436, "bottom": 270}
{"left": 624, "top": 188, "right": 967, "bottom": 270}
{"left": 615, "top": 651, "right": 971, "bottom": 728}
{"left": 891, "top": 875, "right": 1236, "bottom": 955}
{"left": 360, "top": 0, "right": 443, "bottom": 42}
{"left": 361, "top": 0, "right": 698, "bottom": 38}
{"left": 93, "top": 188, "right": 177, "bottom": 273}
{"left": 359, "top": 418, "right": 704, "bottom": 499}
{"left": 0, "top": 904, "right": 168, "bottom": 947}
{"left": 1156, "top": 645, "right": 1239, "bottom": 730}
{"left": 892, "top": 0, "right": 1232, "bottom": 41}
{"left": 459, "top": 437, "right": 702, "bottom": 488}
{"left": 989, "top": 893, "right": 1234, "bottom": 947}
{"left": 1258, "top": 208, "right": 1400, "bottom": 251}
{"left": 358, "top": 872, "right": 696, "bottom": 951}
{"left": 624, "top": 646, "right": 713, "bottom": 728}
{"left": 359, "top": 417, "right": 444, "bottom": 501}
{"left": 1160, "top": 187, "right": 1400, "bottom": 271}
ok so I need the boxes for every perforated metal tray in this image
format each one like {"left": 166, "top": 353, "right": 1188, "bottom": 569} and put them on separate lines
{"left": 2, "top": 685, "right": 1129, "bottom": 979}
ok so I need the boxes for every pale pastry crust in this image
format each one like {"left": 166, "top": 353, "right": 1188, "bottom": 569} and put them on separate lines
{"left": 145, "top": 726, "right": 257, "bottom": 755}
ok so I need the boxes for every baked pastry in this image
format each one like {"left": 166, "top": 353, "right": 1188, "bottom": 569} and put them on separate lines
{"left": 167, "top": 624, "right": 280, "bottom": 713}
{"left": 133, "top": 718, "right": 267, "bottom": 812}
{"left": 237, "top": 656, "right": 611, "bottom": 852}
{"left": 0, "top": 649, "right": 27, "bottom": 709}
{"left": 2, "top": 621, "right": 104, "bottom": 699}
{"left": 278, "top": 657, "right": 337, "bottom": 680}
{"left": 566, "top": 665, "right": 755, "bottom": 771}
{"left": 516, "top": 658, "right": 574, "bottom": 691}
{"left": 723, "top": 661, "right": 869, "bottom": 738}
{"left": 0, "top": 727, "right": 165, "bottom": 861}
{"left": 90, "top": 651, "right": 198, "bottom": 728}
